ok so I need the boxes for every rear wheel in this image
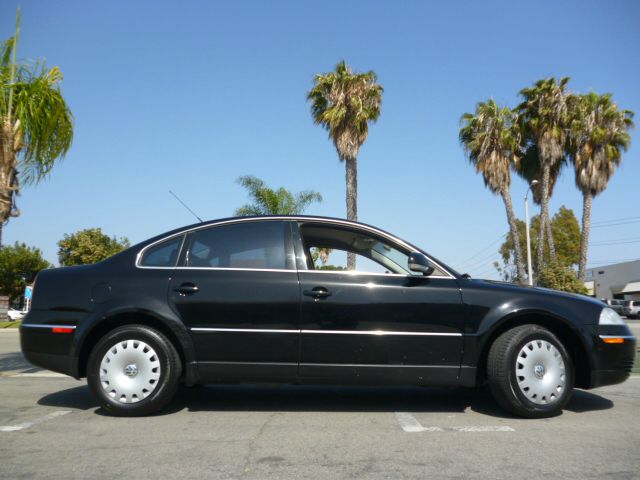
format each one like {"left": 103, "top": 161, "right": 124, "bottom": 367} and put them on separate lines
{"left": 87, "top": 325, "right": 182, "bottom": 416}
{"left": 487, "top": 324, "right": 574, "bottom": 418}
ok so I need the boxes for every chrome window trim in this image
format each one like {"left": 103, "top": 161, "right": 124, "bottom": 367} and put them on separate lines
{"left": 134, "top": 216, "right": 456, "bottom": 278}
{"left": 296, "top": 269, "right": 452, "bottom": 280}
{"left": 137, "top": 234, "right": 186, "bottom": 270}
{"left": 190, "top": 327, "right": 461, "bottom": 337}
{"left": 21, "top": 324, "right": 77, "bottom": 330}
{"left": 177, "top": 267, "right": 295, "bottom": 273}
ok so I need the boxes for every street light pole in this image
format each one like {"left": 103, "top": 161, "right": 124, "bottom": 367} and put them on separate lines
{"left": 525, "top": 180, "right": 538, "bottom": 286}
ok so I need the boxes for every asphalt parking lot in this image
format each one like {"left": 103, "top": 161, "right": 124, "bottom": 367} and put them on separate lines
{"left": 1, "top": 325, "right": 639, "bottom": 480}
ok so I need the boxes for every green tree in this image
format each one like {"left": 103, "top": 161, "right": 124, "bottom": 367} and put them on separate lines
{"left": 308, "top": 60, "right": 383, "bottom": 269}
{"left": 0, "top": 241, "right": 51, "bottom": 303}
{"left": 568, "top": 92, "right": 634, "bottom": 282}
{"left": 497, "top": 206, "right": 581, "bottom": 284}
{"left": 460, "top": 99, "right": 526, "bottom": 283}
{"left": 235, "top": 175, "right": 322, "bottom": 215}
{"left": 58, "top": 228, "right": 130, "bottom": 266}
{"left": 518, "top": 77, "right": 571, "bottom": 273}
{"left": 0, "top": 9, "right": 73, "bottom": 246}
{"left": 538, "top": 260, "right": 588, "bottom": 294}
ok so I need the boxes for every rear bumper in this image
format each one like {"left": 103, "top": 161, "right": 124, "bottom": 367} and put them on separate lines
{"left": 20, "top": 312, "right": 81, "bottom": 378}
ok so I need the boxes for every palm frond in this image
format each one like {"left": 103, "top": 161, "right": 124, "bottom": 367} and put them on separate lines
{"left": 235, "top": 175, "right": 322, "bottom": 216}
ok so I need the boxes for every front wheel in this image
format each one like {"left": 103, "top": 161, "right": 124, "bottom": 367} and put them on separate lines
{"left": 87, "top": 325, "right": 182, "bottom": 416}
{"left": 487, "top": 324, "right": 574, "bottom": 418}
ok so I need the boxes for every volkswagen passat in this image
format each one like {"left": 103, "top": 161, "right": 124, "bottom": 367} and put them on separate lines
{"left": 20, "top": 216, "right": 636, "bottom": 417}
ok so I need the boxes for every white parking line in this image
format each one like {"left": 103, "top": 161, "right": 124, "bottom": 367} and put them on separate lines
{"left": 395, "top": 412, "right": 514, "bottom": 433}
{"left": 0, "top": 371, "right": 67, "bottom": 378}
{"left": 0, "top": 410, "right": 71, "bottom": 432}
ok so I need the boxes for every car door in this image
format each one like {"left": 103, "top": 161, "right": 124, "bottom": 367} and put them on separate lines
{"left": 168, "top": 220, "right": 300, "bottom": 382}
{"left": 293, "top": 221, "right": 464, "bottom": 385}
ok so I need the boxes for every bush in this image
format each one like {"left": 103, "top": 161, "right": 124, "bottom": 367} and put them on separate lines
{"left": 538, "top": 261, "right": 587, "bottom": 294}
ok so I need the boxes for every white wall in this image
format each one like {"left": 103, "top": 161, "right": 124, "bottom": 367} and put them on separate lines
{"left": 585, "top": 260, "right": 640, "bottom": 300}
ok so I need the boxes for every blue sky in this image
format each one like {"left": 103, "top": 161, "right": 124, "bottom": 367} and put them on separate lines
{"left": 1, "top": 0, "right": 639, "bottom": 278}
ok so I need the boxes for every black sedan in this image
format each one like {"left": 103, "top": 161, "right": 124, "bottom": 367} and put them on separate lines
{"left": 20, "top": 216, "right": 636, "bottom": 417}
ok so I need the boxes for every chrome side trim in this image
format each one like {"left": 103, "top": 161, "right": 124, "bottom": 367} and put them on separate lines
{"left": 598, "top": 335, "right": 636, "bottom": 340}
{"left": 301, "top": 329, "right": 462, "bottom": 336}
{"left": 21, "top": 324, "right": 77, "bottom": 330}
{"left": 190, "top": 327, "right": 461, "bottom": 337}
{"left": 191, "top": 327, "right": 298, "bottom": 334}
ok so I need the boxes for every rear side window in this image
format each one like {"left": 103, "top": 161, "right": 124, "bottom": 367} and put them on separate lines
{"left": 139, "top": 236, "right": 183, "bottom": 267}
{"left": 184, "top": 221, "right": 292, "bottom": 270}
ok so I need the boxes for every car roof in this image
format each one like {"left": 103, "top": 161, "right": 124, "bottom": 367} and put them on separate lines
{"left": 132, "top": 215, "right": 461, "bottom": 279}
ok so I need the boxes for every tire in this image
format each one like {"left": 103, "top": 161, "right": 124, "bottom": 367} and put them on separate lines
{"left": 87, "top": 325, "right": 182, "bottom": 416}
{"left": 487, "top": 324, "right": 574, "bottom": 418}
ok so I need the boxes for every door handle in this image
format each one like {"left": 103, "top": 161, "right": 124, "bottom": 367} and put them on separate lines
{"left": 303, "top": 287, "right": 332, "bottom": 299}
{"left": 173, "top": 283, "right": 199, "bottom": 295}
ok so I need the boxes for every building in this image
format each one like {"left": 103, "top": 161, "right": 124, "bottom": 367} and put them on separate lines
{"left": 584, "top": 259, "right": 640, "bottom": 300}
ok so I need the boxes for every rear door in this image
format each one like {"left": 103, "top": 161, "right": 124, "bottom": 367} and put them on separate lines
{"left": 168, "top": 220, "right": 300, "bottom": 382}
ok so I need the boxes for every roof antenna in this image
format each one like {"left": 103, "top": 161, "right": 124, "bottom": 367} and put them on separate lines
{"left": 169, "top": 190, "right": 203, "bottom": 223}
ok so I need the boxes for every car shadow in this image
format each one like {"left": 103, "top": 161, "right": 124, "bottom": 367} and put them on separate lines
{"left": 37, "top": 383, "right": 614, "bottom": 418}
{"left": 0, "top": 351, "right": 47, "bottom": 374}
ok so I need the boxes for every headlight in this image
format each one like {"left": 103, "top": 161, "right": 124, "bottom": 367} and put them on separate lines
{"left": 599, "top": 307, "right": 626, "bottom": 326}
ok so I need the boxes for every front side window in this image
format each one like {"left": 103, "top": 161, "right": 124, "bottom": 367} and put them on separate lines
{"left": 139, "top": 236, "right": 183, "bottom": 267}
{"left": 184, "top": 221, "right": 292, "bottom": 270}
{"left": 299, "top": 223, "right": 447, "bottom": 276}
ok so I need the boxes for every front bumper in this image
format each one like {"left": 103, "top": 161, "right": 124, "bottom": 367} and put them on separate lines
{"left": 588, "top": 326, "right": 636, "bottom": 389}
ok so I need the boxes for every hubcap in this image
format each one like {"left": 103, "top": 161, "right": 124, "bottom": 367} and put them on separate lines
{"left": 99, "top": 340, "right": 161, "bottom": 404}
{"left": 515, "top": 339, "right": 566, "bottom": 405}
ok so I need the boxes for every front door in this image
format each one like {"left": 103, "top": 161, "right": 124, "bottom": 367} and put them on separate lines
{"left": 169, "top": 220, "right": 300, "bottom": 382}
{"left": 294, "top": 221, "right": 464, "bottom": 385}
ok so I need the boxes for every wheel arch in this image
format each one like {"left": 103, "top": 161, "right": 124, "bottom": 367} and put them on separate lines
{"left": 76, "top": 310, "right": 198, "bottom": 383}
{"left": 475, "top": 311, "right": 593, "bottom": 389}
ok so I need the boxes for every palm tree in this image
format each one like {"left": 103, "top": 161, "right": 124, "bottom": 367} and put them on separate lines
{"left": 308, "top": 60, "right": 383, "bottom": 269}
{"left": 0, "top": 9, "right": 73, "bottom": 246}
{"left": 568, "top": 92, "right": 634, "bottom": 281}
{"left": 514, "top": 144, "right": 566, "bottom": 272}
{"left": 235, "top": 175, "right": 322, "bottom": 215}
{"left": 518, "top": 77, "right": 570, "bottom": 274}
{"left": 460, "top": 99, "right": 526, "bottom": 284}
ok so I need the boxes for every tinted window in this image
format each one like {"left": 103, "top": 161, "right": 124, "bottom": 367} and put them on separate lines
{"left": 184, "top": 221, "right": 291, "bottom": 270}
{"left": 299, "top": 223, "right": 447, "bottom": 276}
{"left": 140, "top": 236, "right": 183, "bottom": 267}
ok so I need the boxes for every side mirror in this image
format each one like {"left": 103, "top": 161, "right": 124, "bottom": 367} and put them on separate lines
{"left": 408, "top": 252, "right": 434, "bottom": 276}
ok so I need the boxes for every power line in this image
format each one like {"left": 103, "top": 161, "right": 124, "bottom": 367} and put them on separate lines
{"left": 455, "top": 233, "right": 507, "bottom": 268}
{"left": 586, "top": 258, "right": 640, "bottom": 267}
{"left": 590, "top": 239, "right": 640, "bottom": 247}
{"left": 458, "top": 250, "right": 502, "bottom": 272}
{"left": 472, "top": 265, "right": 501, "bottom": 279}
{"left": 592, "top": 216, "right": 640, "bottom": 226}
{"left": 591, "top": 219, "right": 640, "bottom": 229}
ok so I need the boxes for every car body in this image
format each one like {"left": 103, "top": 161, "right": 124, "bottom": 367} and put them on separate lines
{"left": 7, "top": 309, "right": 25, "bottom": 321}
{"left": 604, "top": 299, "right": 626, "bottom": 316}
{"left": 20, "top": 216, "right": 636, "bottom": 417}
{"left": 623, "top": 300, "right": 640, "bottom": 319}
